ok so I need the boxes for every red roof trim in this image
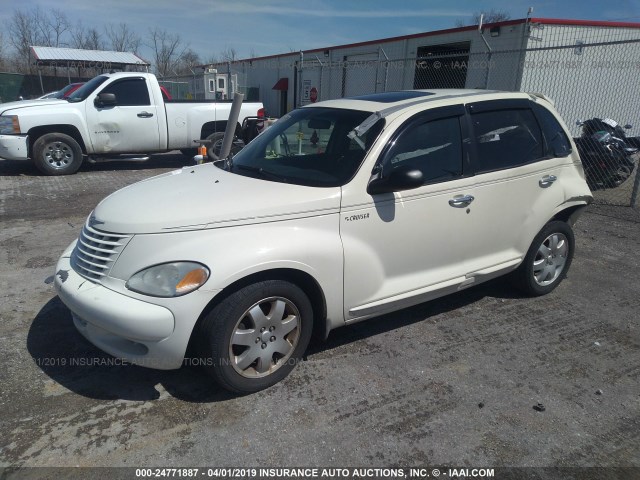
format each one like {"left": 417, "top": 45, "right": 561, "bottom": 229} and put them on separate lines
{"left": 201, "top": 17, "right": 640, "bottom": 66}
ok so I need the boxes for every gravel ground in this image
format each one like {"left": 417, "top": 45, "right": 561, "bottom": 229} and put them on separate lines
{"left": 0, "top": 155, "right": 639, "bottom": 474}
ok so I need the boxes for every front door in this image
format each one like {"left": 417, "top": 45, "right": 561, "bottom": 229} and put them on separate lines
{"left": 86, "top": 76, "right": 161, "bottom": 154}
{"left": 341, "top": 105, "right": 476, "bottom": 321}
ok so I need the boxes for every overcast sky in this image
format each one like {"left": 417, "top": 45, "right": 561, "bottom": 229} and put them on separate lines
{"left": 2, "top": 0, "right": 639, "bottom": 63}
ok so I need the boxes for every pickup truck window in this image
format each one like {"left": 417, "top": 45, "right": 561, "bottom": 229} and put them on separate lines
{"left": 67, "top": 75, "right": 109, "bottom": 102}
{"left": 227, "top": 107, "right": 384, "bottom": 187}
{"left": 100, "top": 78, "right": 150, "bottom": 106}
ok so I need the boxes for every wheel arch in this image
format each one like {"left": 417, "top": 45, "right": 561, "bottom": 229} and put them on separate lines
{"left": 187, "top": 267, "right": 328, "bottom": 357}
{"left": 550, "top": 203, "right": 589, "bottom": 227}
{"left": 200, "top": 121, "right": 242, "bottom": 140}
{"left": 28, "top": 125, "right": 87, "bottom": 156}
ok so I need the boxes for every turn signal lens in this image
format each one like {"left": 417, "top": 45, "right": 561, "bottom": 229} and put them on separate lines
{"left": 176, "top": 268, "right": 209, "bottom": 294}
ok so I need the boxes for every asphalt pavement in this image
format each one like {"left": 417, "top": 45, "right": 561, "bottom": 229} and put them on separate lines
{"left": 1, "top": 154, "right": 639, "bottom": 472}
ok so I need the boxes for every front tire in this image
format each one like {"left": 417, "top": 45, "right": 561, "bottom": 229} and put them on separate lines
{"left": 514, "top": 221, "right": 575, "bottom": 296}
{"left": 32, "top": 133, "right": 83, "bottom": 175}
{"left": 197, "top": 280, "right": 313, "bottom": 393}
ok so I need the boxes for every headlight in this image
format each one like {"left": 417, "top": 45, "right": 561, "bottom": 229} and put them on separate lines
{"left": 0, "top": 115, "right": 20, "bottom": 135}
{"left": 126, "top": 262, "right": 209, "bottom": 297}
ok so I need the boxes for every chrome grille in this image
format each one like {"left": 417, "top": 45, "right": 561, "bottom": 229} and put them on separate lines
{"left": 71, "top": 223, "right": 132, "bottom": 280}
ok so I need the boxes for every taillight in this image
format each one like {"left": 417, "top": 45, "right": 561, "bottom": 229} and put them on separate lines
{"left": 257, "top": 108, "right": 265, "bottom": 118}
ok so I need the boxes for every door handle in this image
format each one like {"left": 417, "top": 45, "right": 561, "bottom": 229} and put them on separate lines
{"left": 137, "top": 111, "right": 154, "bottom": 118}
{"left": 539, "top": 174, "right": 557, "bottom": 188}
{"left": 448, "top": 194, "right": 475, "bottom": 208}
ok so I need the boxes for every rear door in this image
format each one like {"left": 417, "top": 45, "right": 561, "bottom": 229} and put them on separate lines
{"left": 86, "top": 76, "right": 161, "bottom": 154}
{"left": 462, "top": 99, "right": 573, "bottom": 275}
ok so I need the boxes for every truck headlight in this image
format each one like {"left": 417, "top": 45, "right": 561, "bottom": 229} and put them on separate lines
{"left": 0, "top": 115, "right": 20, "bottom": 134}
{"left": 126, "top": 262, "right": 209, "bottom": 297}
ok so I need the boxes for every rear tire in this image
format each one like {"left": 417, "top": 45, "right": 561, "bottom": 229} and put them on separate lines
{"left": 206, "top": 132, "right": 245, "bottom": 161}
{"left": 32, "top": 133, "right": 83, "bottom": 175}
{"left": 514, "top": 221, "right": 575, "bottom": 297}
{"left": 206, "top": 132, "right": 226, "bottom": 161}
{"left": 196, "top": 280, "right": 313, "bottom": 393}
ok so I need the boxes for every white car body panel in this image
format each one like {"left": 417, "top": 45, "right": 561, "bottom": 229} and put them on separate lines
{"left": 53, "top": 89, "right": 593, "bottom": 371}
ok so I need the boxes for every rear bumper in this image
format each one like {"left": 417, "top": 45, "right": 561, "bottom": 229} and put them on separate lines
{"left": 0, "top": 134, "right": 28, "bottom": 160}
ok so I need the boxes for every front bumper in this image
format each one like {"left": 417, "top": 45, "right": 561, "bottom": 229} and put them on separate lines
{"left": 0, "top": 134, "right": 28, "bottom": 160}
{"left": 54, "top": 245, "right": 187, "bottom": 370}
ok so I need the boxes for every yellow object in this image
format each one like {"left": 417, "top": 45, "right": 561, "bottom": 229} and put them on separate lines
{"left": 175, "top": 268, "right": 209, "bottom": 294}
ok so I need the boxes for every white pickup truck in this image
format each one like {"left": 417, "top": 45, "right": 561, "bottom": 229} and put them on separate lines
{"left": 0, "top": 72, "right": 264, "bottom": 175}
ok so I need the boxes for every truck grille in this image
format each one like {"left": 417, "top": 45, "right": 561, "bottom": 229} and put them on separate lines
{"left": 71, "top": 223, "right": 132, "bottom": 280}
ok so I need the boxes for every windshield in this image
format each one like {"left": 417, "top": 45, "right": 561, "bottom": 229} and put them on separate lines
{"left": 67, "top": 76, "right": 109, "bottom": 102}
{"left": 224, "top": 107, "right": 384, "bottom": 187}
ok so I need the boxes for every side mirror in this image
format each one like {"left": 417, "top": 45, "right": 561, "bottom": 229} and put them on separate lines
{"left": 94, "top": 92, "right": 116, "bottom": 108}
{"left": 367, "top": 165, "right": 423, "bottom": 195}
{"left": 624, "top": 124, "right": 633, "bottom": 130}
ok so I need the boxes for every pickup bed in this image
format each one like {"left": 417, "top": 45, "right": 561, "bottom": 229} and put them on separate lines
{"left": 0, "top": 72, "right": 263, "bottom": 175}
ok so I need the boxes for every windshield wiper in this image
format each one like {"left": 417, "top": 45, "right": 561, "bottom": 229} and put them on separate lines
{"left": 234, "top": 164, "right": 289, "bottom": 183}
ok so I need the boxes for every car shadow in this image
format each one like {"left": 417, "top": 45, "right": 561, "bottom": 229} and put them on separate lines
{"left": 307, "top": 276, "right": 522, "bottom": 355}
{"left": 27, "top": 277, "right": 522, "bottom": 402}
{"left": 0, "top": 153, "right": 190, "bottom": 177}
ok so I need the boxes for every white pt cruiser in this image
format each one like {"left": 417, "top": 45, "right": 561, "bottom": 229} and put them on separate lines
{"left": 55, "top": 90, "right": 593, "bottom": 393}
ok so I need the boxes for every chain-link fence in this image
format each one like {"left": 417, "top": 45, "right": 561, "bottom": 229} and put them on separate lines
{"left": 294, "top": 38, "right": 640, "bottom": 209}
{"left": 161, "top": 66, "right": 255, "bottom": 101}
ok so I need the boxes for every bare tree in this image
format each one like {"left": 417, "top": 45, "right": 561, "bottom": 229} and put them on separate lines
{"left": 105, "top": 23, "right": 141, "bottom": 52}
{"left": 0, "top": 31, "right": 6, "bottom": 71}
{"left": 38, "top": 9, "right": 70, "bottom": 48}
{"left": 6, "top": 8, "right": 47, "bottom": 73}
{"left": 455, "top": 9, "right": 511, "bottom": 27}
{"left": 175, "top": 48, "right": 201, "bottom": 74}
{"left": 220, "top": 46, "right": 238, "bottom": 62}
{"left": 147, "top": 27, "right": 186, "bottom": 76}
{"left": 203, "top": 54, "right": 219, "bottom": 65}
{"left": 71, "top": 22, "right": 103, "bottom": 50}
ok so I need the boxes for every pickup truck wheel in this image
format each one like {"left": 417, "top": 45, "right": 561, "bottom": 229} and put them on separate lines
{"left": 206, "top": 132, "right": 226, "bottom": 161}
{"left": 206, "top": 132, "right": 245, "bottom": 161}
{"left": 197, "top": 280, "right": 313, "bottom": 393}
{"left": 514, "top": 221, "right": 575, "bottom": 297}
{"left": 33, "top": 133, "right": 83, "bottom": 175}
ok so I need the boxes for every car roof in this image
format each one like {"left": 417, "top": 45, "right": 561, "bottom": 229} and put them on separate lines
{"left": 306, "top": 89, "right": 533, "bottom": 113}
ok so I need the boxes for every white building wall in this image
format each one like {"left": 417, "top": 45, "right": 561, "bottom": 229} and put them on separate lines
{"left": 231, "top": 21, "right": 640, "bottom": 131}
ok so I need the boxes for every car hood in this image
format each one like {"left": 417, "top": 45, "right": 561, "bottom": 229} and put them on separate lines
{"left": 0, "top": 99, "right": 65, "bottom": 114}
{"left": 91, "top": 164, "right": 342, "bottom": 234}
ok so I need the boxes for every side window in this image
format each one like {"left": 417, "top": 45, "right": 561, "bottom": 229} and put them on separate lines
{"left": 471, "top": 108, "right": 544, "bottom": 173}
{"left": 100, "top": 78, "right": 150, "bottom": 106}
{"left": 531, "top": 103, "right": 572, "bottom": 157}
{"left": 383, "top": 116, "right": 463, "bottom": 185}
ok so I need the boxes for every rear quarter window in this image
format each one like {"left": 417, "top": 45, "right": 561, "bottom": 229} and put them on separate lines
{"left": 531, "top": 102, "right": 572, "bottom": 157}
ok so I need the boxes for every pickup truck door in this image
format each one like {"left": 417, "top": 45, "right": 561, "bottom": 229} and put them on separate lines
{"left": 86, "top": 77, "right": 161, "bottom": 154}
